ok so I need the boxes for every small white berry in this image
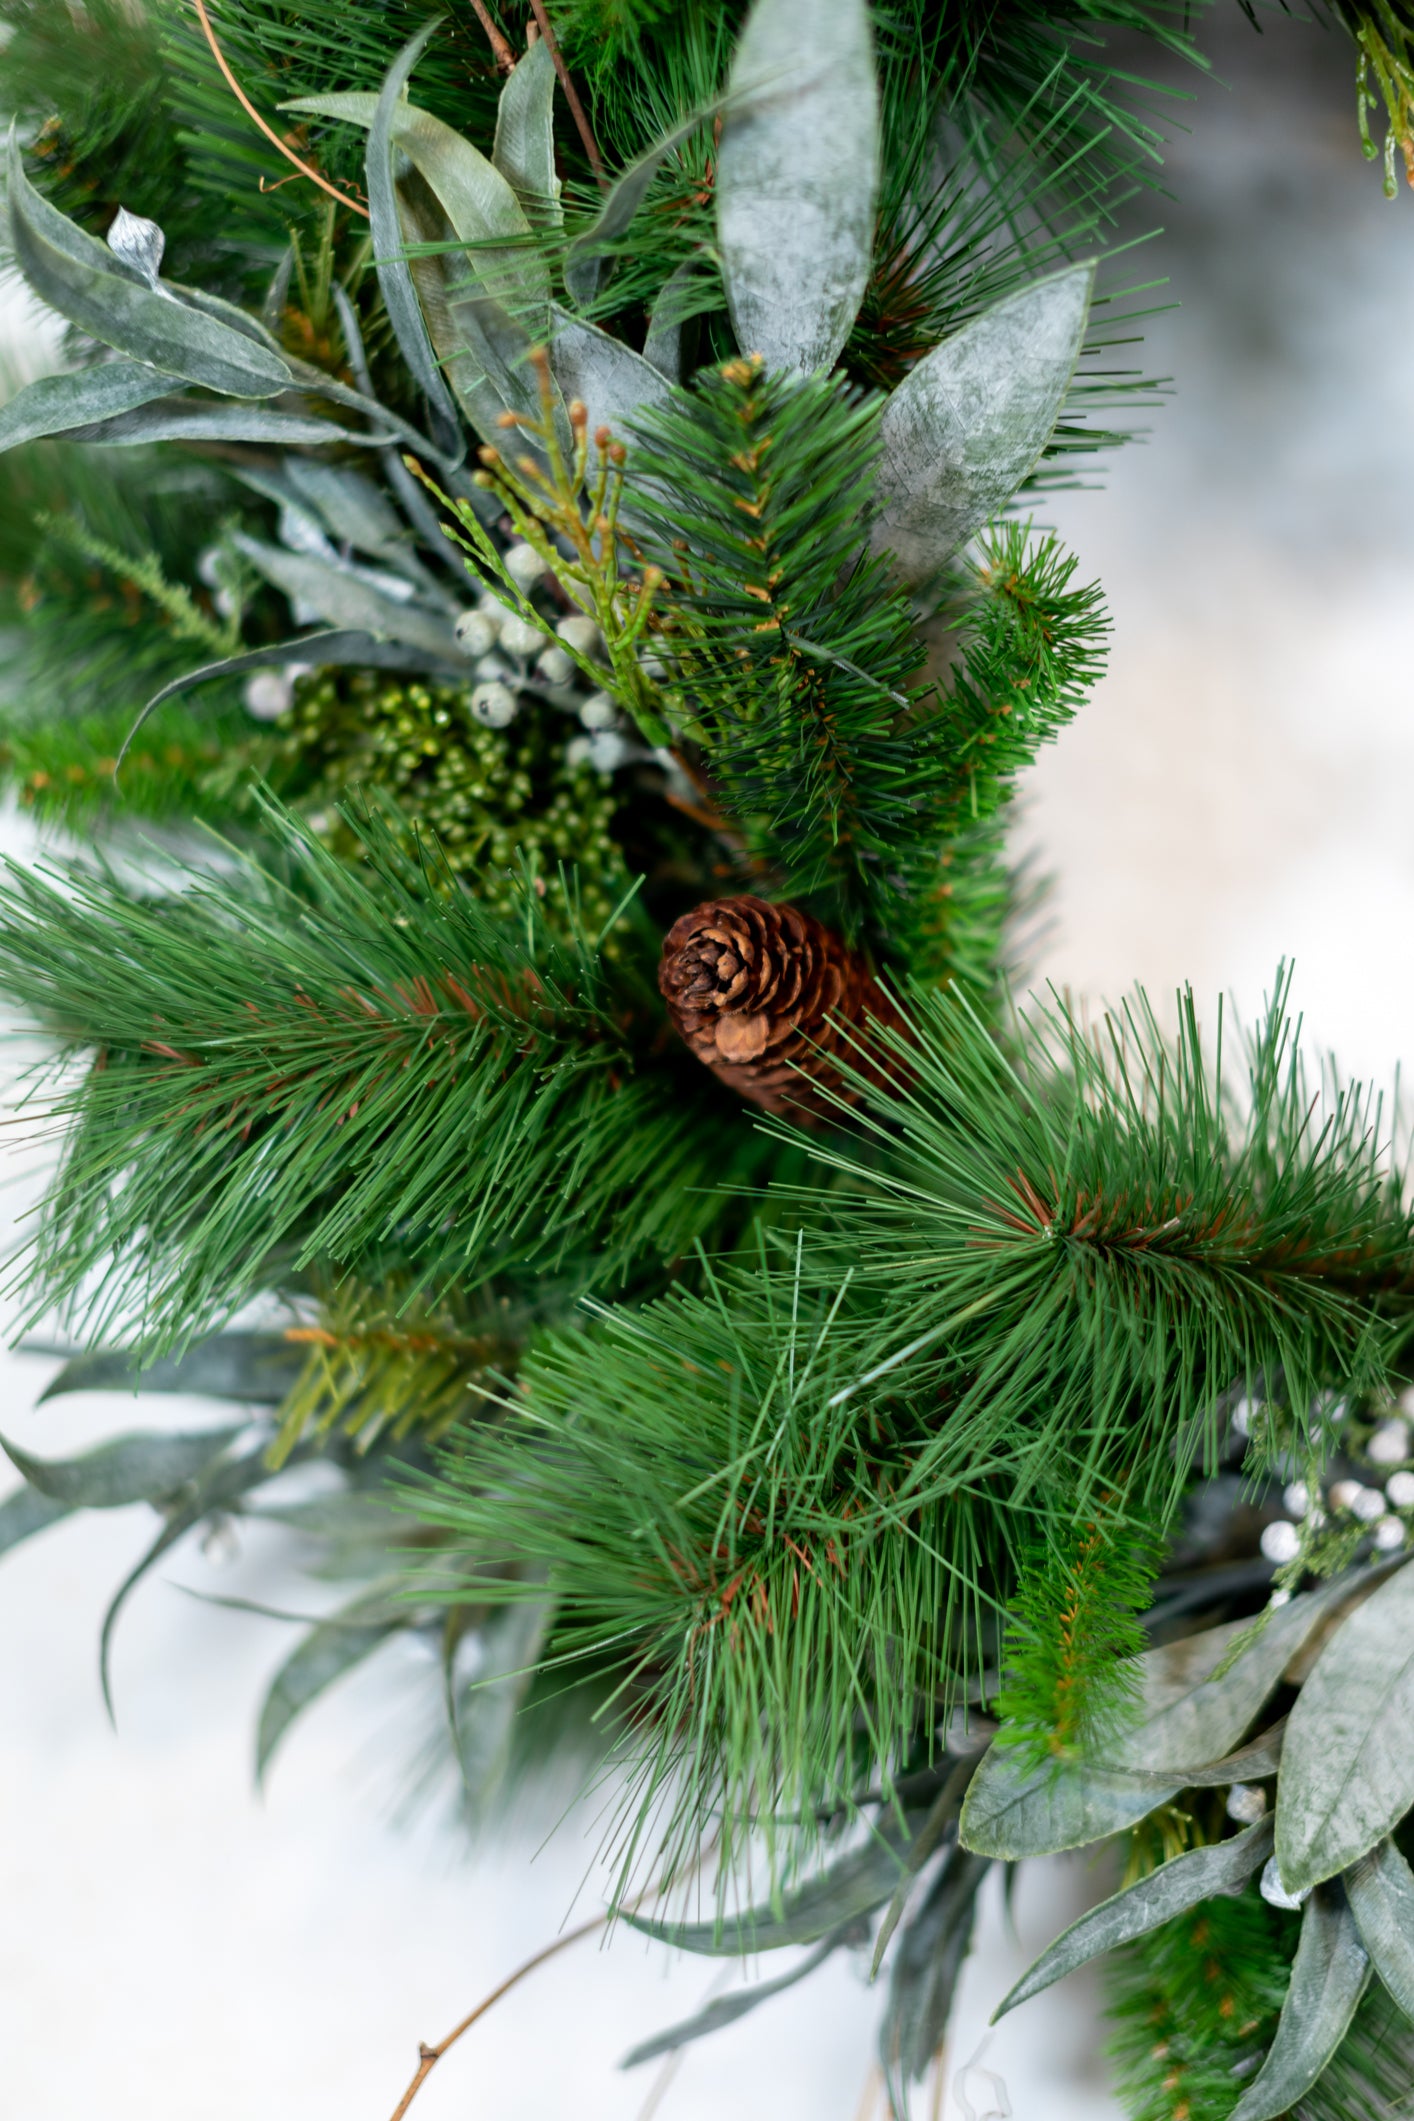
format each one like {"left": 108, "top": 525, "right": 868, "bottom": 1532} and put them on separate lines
{"left": 564, "top": 734, "right": 593, "bottom": 769}
{"left": 557, "top": 614, "right": 601, "bottom": 657}
{"left": 214, "top": 585, "right": 239, "bottom": 620}
{"left": 1269, "top": 1587, "right": 1292, "bottom": 1608}
{"left": 470, "top": 681, "right": 518, "bottom": 729}
{"left": 1375, "top": 1516, "right": 1407, "bottom": 1551}
{"left": 454, "top": 609, "right": 498, "bottom": 658}
{"left": 578, "top": 689, "right": 619, "bottom": 732}
{"left": 1329, "top": 1479, "right": 1364, "bottom": 1513}
{"left": 1350, "top": 1485, "right": 1387, "bottom": 1523}
{"left": 1368, "top": 1419, "right": 1412, "bottom": 1467}
{"left": 474, "top": 654, "right": 511, "bottom": 684}
{"left": 939, "top": 1710, "right": 998, "bottom": 1757}
{"left": 1260, "top": 1856, "right": 1310, "bottom": 1911}
{"left": 1260, "top": 1520, "right": 1301, "bottom": 1564}
{"left": 1282, "top": 1481, "right": 1310, "bottom": 1519}
{"left": 503, "top": 541, "right": 546, "bottom": 591}
{"left": 1398, "top": 1385, "right": 1414, "bottom": 1420}
{"left": 1387, "top": 1471, "right": 1414, "bottom": 1508}
{"left": 1231, "top": 1395, "right": 1259, "bottom": 1438}
{"left": 1225, "top": 1783, "right": 1268, "bottom": 1825}
{"left": 587, "top": 730, "right": 634, "bottom": 774}
{"left": 536, "top": 646, "right": 577, "bottom": 686}
{"left": 243, "top": 669, "right": 294, "bottom": 720}
{"left": 499, "top": 613, "right": 547, "bottom": 659}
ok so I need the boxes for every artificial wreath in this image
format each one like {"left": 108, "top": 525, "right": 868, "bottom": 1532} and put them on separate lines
{"left": 1, "top": 3, "right": 1413, "bottom": 2116}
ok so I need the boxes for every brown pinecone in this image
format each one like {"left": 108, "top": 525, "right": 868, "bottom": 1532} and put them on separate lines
{"left": 658, "top": 895, "right": 900, "bottom": 1117}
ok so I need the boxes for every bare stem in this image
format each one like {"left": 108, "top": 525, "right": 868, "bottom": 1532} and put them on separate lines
{"left": 385, "top": 1914, "right": 606, "bottom": 2121}
{"left": 190, "top": 0, "right": 369, "bottom": 220}
{"left": 469, "top": 0, "right": 518, "bottom": 76}
{"left": 526, "top": 0, "right": 606, "bottom": 182}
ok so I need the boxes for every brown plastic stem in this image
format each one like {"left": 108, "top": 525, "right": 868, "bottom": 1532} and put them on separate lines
{"left": 526, "top": 0, "right": 605, "bottom": 182}
{"left": 385, "top": 1913, "right": 606, "bottom": 2121}
{"left": 190, "top": 0, "right": 370, "bottom": 219}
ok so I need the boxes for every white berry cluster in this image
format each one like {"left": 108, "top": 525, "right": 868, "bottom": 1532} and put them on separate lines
{"left": 449, "top": 546, "right": 645, "bottom": 774}
{"left": 1257, "top": 1392, "right": 1414, "bottom": 1566}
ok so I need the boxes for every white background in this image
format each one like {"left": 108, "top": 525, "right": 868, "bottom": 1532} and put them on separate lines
{"left": 1, "top": 16, "right": 1412, "bottom": 2119}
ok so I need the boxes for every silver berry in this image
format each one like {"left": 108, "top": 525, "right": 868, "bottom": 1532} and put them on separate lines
{"left": 470, "top": 681, "right": 518, "bottom": 729}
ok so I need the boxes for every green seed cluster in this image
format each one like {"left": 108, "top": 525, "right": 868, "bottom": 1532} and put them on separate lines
{"left": 275, "top": 669, "right": 628, "bottom": 939}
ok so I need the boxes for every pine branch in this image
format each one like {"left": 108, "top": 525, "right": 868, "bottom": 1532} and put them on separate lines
{"left": 0, "top": 792, "right": 756, "bottom": 1352}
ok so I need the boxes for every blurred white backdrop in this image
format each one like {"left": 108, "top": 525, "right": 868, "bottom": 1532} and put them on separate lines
{"left": 0, "top": 14, "right": 1411, "bottom": 2119}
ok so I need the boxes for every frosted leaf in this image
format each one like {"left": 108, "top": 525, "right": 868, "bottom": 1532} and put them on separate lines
{"left": 107, "top": 206, "right": 166, "bottom": 287}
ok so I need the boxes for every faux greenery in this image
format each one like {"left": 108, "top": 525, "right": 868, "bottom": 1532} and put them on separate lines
{"left": 0, "top": 2, "right": 1411, "bottom": 2116}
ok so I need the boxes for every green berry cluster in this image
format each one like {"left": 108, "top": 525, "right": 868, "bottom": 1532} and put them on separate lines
{"left": 274, "top": 669, "right": 628, "bottom": 940}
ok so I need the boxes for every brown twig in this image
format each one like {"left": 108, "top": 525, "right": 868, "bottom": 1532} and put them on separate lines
{"left": 190, "top": 0, "right": 369, "bottom": 220}
{"left": 385, "top": 1913, "right": 606, "bottom": 2121}
{"left": 469, "top": 0, "right": 517, "bottom": 75}
{"left": 526, "top": 0, "right": 605, "bottom": 183}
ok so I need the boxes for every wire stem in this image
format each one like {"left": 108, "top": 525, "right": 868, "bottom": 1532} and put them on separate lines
{"left": 526, "top": 0, "right": 606, "bottom": 183}
{"left": 190, "top": 0, "right": 370, "bottom": 220}
{"left": 385, "top": 1914, "right": 606, "bottom": 2121}
{"left": 469, "top": 0, "right": 518, "bottom": 75}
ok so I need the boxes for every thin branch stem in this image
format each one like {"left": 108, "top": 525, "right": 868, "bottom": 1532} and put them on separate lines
{"left": 469, "top": 0, "right": 518, "bottom": 75}
{"left": 526, "top": 0, "right": 606, "bottom": 183}
{"left": 385, "top": 1913, "right": 606, "bottom": 2121}
{"left": 190, "top": 0, "right": 370, "bottom": 220}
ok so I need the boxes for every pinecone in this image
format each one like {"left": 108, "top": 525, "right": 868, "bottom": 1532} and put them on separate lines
{"left": 658, "top": 896, "right": 900, "bottom": 1116}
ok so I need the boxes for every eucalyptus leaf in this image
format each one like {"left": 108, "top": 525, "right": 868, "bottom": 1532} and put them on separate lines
{"left": 626, "top": 1813, "right": 924, "bottom": 1955}
{"left": 283, "top": 460, "right": 413, "bottom": 564}
{"left": 0, "top": 361, "right": 178, "bottom": 451}
{"left": 993, "top": 1815, "right": 1275, "bottom": 2019}
{"left": 447, "top": 1596, "right": 554, "bottom": 1805}
{"left": 492, "top": 40, "right": 560, "bottom": 225}
{"left": 37, "top": 1333, "right": 304, "bottom": 1408}
{"left": 6, "top": 137, "right": 294, "bottom": 400}
{"left": 1227, "top": 1885, "right": 1370, "bottom": 2121}
{"left": 871, "top": 263, "right": 1094, "bottom": 584}
{"left": 879, "top": 1849, "right": 990, "bottom": 2105}
{"left": 70, "top": 403, "right": 378, "bottom": 448}
{"left": 100, "top": 1442, "right": 300, "bottom": 1717}
{"left": 621, "top": 1928, "right": 851, "bottom": 2069}
{"left": 1345, "top": 1836, "right": 1414, "bottom": 2019}
{"left": 870, "top": 1758, "right": 975, "bottom": 1978}
{"left": 1108, "top": 1568, "right": 1387, "bottom": 1774}
{"left": 958, "top": 1745, "right": 1176, "bottom": 1861}
{"left": 716, "top": 0, "right": 878, "bottom": 373}
{"left": 565, "top": 107, "right": 711, "bottom": 309}
{"left": 231, "top": 535, "right": 462, "bottom": 661}
{"left": 548, "top": 309, "right": 671, "bottom": 441}
{"left": 0, "top": 1483, "right": 73, "bottom": 1558}
{"left": 1276, "top": 1558, "right": 1414, "bottom": 1892}
{"left": 257, "top": 1590, "right": 410, "bottom": 1781}
{"left": 641, "top": 258, "right": 706, "bottom": 383}
{"left": 0, "top": 1426, "right": 242, "bottom": 1509}
{"left": 119, "top": 630, "right": 463, "bottom": 770}
{"left": 355, "top": 26, "right": 462, "bottom": 460}
{"left": 284, "top": 85, "right": 548, "bottom": 333}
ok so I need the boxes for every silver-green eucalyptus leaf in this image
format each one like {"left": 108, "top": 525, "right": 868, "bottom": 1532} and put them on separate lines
{"left": 958, "top": 1745, "right": 1175, "bottom": 1861}
{"left": 71, "top": 403, "right": 380, "bottom": 448}
{"left": 36, "top": 1334, "right": 304, "bottom": 1408}
{"left": 0, "top": 1426, "right": 243, "bottom": 1509}
{"left": 258, "top": 1589, "right": 410, "bottom": 1782}
{"left": 548, "top": 308, "right": 672, "bottom": 439}
{"left": 621, "top": 1928, "right": 851, "bottom": 2070}
{"left": 626, "top": 1813, "right": 925, "bottom": 1955}
{"left": 879, "top": 1849, "right": 990, "bottom": 2107}
{"left": 0, "top": 361, "right": 178, "bottom": 450}
{"left": 641, "top": 257, "right": 706, "bottom": 383}
{"left": 1276, "top": 1557, "right": 1414, "bottom": 1893}
{"left": 871, "top": 263, "right": 1094, "bottom": 584}
{"left": 283, "top": 86, "right": 549, "bottom": 333}
{"left": 716, "top": 0, "right": 878, "bottom": 374}
{"left": 1227, "top": 1885, "right": 1370, "bottom": 2121}
{"left": 993, "top": 1815, "right": 1275, "bottom": 2019}
{"left": 1109, "top": 1568, "right": 1389, "bottom": 1774}
{"left": 282, "top": 459, "right": 417, "bottom": 566}
{"left": 0, "top": 1484, "right": 74, "bottom": 1557}
{"left": 6, "top": 136, "right": 294, "bottom": 400}
{"left": 447, "top": 1596, "right": 554, "bottom": 1806}
{"left": 1344, "top": 1836, "right": 1414, "bottom": 2019}
{"left": 492, "top": 39, "right": 561, "bottom": 225}
{"left": 231, "top": 535, "right": 462, "bottom": 661}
